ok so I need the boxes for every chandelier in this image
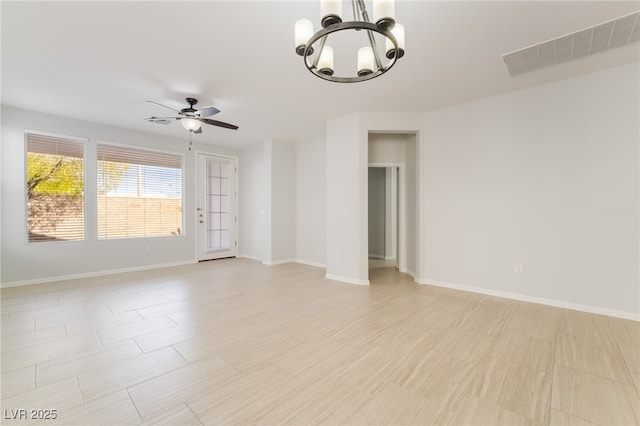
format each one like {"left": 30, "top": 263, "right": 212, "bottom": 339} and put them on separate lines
{"left": 295, "top": 0, "right": 405, "bottom": 83}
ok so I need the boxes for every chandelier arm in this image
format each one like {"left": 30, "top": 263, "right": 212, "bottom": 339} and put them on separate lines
{"left": 355, "top": 0, "right": 383, "bottom": 69}
{"left": 356, "top": 0, "right": 371, "bottom": 22}
{"left": 366, "top": 29, "right": 384, "bottom": 70}
{"left": 351, "top": 0, "right": 359, "bottom": 21}
{"left": 311, "top": 35, "right": 329, "bottom": 70}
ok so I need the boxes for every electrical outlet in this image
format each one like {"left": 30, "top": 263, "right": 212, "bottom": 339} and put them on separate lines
{"left": 145, "top": 245, "right": 152, "bottom": 253}
{"left": 514, "top": 264, "right": 523, "bottom": 274}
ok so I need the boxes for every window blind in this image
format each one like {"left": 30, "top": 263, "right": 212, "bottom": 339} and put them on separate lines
{"left": 26, "top": 132, "right": 85, "bottom": 242}
{"left": 97, "top": 144, "right": 183, "bottom": 239}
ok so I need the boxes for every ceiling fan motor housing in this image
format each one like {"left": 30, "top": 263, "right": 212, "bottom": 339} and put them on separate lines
{"left": 180, "top": 98, "right": 199, "bottom": 115}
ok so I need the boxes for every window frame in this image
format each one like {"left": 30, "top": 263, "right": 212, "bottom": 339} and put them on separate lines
{"left": 24, "top": 130, "right": 88, "bottom": 245}
{"left": 96, "top": 140, "right": 186, "bottom": 241}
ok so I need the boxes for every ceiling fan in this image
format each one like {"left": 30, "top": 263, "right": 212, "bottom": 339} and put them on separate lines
{"left": 144, "top": 97, "right": 238, "bottom": 133}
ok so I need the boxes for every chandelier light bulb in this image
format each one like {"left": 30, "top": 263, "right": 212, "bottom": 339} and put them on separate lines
{"left": 374, "top": 0, "right": 395, "bottom": 30}
{"left": 321, "top": 0, "right": 343, "bottom": 28}
{"left": 181, "top": 118, "right": 202, "bottom": 132}
{"left": 295, "top": 19, "right": 314, "bottom": 56}
{"left": 386, "top": 23, "right": 405, "bottom": 59}
{"left": 357, "top": 47, "right": 375, "bottom": 76}
{"left": 317, "top": 45, "right": 335, "bottom": 76}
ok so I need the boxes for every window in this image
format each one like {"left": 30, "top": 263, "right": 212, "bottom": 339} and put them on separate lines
{"left": 97, "top": 144, "right": 183, "bottom": 239}
{"left": 26, "top": 132, "right": 85, "bottom": 242}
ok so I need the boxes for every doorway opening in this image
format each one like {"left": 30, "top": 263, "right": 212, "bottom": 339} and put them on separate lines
{"left": 367, "top": 132, "right": 419, "bottom": 281}
{"left": 368, "top": 166, "right": 400, "bottom": 272}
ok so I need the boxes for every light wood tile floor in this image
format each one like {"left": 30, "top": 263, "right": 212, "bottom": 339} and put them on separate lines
{"left": 1, "top": 259, "right": 638, "bottom": 425}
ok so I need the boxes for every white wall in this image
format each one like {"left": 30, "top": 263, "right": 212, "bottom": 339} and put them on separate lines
{"left": 404, "top": 134, "right": 418, "bottom": 277}
{"left": 238, "top": 142, "right": 267, "bottom": 260}
{"left": 269, "top": 140, "right": 296, "bottom": 263}
{"left": 296, "top": 137, "right": 326, "bottom": 267}
{"left": 385, "top": 167, "right": 397, "bottom": 260}
{"left": 240, "top": 139, "right": 296, "bottom": 264}
{"left": 369, "top": 134, "right": 406, "bottom": 164}
{"left": 1, "top": 106, "right": 240, "bottom": 285}
{"left": 368, "top": 168, "right": 386, "bottom": 258}
{"left": 326, "top": 114, "right": 369, "bottom": 284}
{"left": 263, "top": 140, "right": 273, "bottom": 262}
{"left": 421, "top": 62, "right": 639, "bottom": 318}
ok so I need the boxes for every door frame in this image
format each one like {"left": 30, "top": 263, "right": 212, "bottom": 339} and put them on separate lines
{"left": 195, "top": 152, "right": 239, "bottom": 261}
{"left": 368, "top": 162, "right": 406, "bottom": 273}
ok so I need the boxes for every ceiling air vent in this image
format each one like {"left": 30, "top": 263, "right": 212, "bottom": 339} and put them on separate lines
{"left": 503, "top": 11, "right": 640, "bottom": 76}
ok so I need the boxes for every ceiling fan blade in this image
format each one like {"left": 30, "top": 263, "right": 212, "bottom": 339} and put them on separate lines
{"left": 193, "top": 127, "right": 203, "bottom": 134}
{"left": 144, "top": 116, "right": 180, "bottom": 120}
{"left": 196, "top": 106, "right": 220, "bottom": 117}
{"left": 146, "top": 100, "right": 180, "bottom": 113}
{"left": 200, "top": 118, "right": 239, "bottom": 130}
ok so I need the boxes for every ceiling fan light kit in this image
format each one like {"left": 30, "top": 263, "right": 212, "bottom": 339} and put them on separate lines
{"left": 144, "top": 97, "right": 238, "bottom": 134}
{"left": 295, "top": 0, "right": 405, "bottom": 83}
{"left": 181, "top": 118, "right": 202, "bottom": 132}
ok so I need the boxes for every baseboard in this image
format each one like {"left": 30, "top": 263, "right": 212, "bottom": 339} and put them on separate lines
{"left": 419, "top": 278, "right": 639, "bottom": 322}
{"left": 325, "top": 273, "right": 370, "bottom": 286}
{"left": 395, "top": 266, "right": 417, "bottom": 280}
{"left": 263, "top": 258, "right": 296, "bottom": 266}
{"left": 294, "top": 259, "right": 327, "bottom": 269}
{"left": 241, "top": 256, "right": 326, "bottom": 269}
{"left": 237, "top": 254, "right": 263, "bottom": 262}
{"left": 384, "top": 255, "right": 397, "bottom": 261}
{"left": 1, "top": 260, "right": 197, "bottom": 289}
{"left": 368, "top": 254, "right": 385, "bottom": 260}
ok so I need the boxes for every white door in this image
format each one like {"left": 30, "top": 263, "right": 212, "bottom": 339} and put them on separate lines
{"left": 197, "top": 154, "right": 237, "bottom": 261}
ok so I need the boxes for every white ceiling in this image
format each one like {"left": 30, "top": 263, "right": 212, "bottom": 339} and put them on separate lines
{"left": 2, "top": 1, "right": 639, "bottom": 148}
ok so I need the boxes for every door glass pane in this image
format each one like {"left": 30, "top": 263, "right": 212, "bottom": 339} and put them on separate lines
{"left": 211, "top": 213, "right": 221, "bottom": 228}
{"left": 210, "top": 230, "right": 221, "bottom": 248}
{"left": 220, "top": 195, "right": 229, "bottom": 212}
{"left": 220, "top": 177, "right": 229, "bottom": 194}
{"left": 221, "top": 230, "right": 230, "bottom": 247}
{"left": 210, "top": 177, "right": 221, "bottom": 195}
{"left": 206, "top": 158, "right": 232, "bottom": 251}
{"left": 212, "top": 196, "right": 221, "bottom": 213}
{"left": 220, "top": 163, "right": 229, "bottom": 178}
{"left": 208, "top": 161, "right": 220, "bottom": 176}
